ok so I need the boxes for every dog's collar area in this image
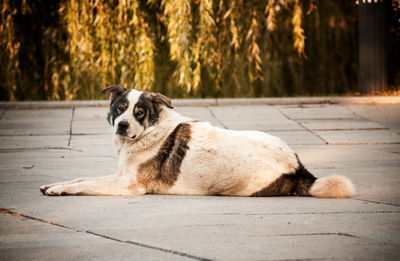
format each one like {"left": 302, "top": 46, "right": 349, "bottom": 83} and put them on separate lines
{"left": 115, "top": 133, "right": 137, "bottom": 141}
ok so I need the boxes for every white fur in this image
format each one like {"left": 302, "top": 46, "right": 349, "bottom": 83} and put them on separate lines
{"left": 309, "top": 175, "right": 355, "bottom": 198}
{"left": 169, "top": 122, "right": 298, "bottom": 196}
{"left": 41, "top": 90, "right": 355, "bottom": 198}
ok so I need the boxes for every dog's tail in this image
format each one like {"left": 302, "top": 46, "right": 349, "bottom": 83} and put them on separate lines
{"left": 309, "top": 175, "right": 355, "bottom": 198}
{"left": 252, "top": 155, "right": 355, "bottom": 198}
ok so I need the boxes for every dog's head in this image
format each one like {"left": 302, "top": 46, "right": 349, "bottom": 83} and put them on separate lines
{"left": 103, "top": 85, "right": 173, "bottom": 140}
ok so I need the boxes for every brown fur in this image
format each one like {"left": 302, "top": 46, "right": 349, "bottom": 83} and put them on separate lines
{"left": 252, "top": 161, "right": 317, "bottom": 197}
{"left": 137, "top": 123, "right": 191, "bottom": 193}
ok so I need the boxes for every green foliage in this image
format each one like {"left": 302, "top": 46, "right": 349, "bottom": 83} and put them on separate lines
{"left": 1, "top": 0, "right": 360, "bottom": 100}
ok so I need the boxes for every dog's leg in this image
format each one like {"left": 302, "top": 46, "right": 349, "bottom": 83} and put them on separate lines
{"left": 40, "top": 178, "right": 96, "bottom": 193}
{"left": 40, "top": 175, "right": 119, "bottom": 194}
{"left": 44, "top": 176, "right": 146, "bottom": 196}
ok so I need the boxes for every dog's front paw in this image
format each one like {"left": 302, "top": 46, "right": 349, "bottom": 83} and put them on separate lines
{"left": 45, "top": 185, "right": 69, "bottom": 196}
{"left": 40, "top": 184, "right": 51, "bottom": 195}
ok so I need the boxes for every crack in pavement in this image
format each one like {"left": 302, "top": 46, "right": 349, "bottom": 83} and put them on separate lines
{"left": 1, "top": 209, "right": 214, "bottom": 261}
{"left": 351, "top": 198, "right": 400, "bottom": 207}
{"left": 67, "top": 107, "right": 75, "bottom": 146}
{"left": 207, "top": 107, "right": 228, "bottom": 129}
{"left": 214, "top": 210, "right": 400, "bottom": 216}
{"left": 251, "top": 232, "right": 359, "bottom": 238}
{"left": 0, "top": 110, "right": 6, "bottom": 120}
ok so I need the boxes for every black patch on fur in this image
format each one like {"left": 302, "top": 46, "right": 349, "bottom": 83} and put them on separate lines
{"left": 138, "top": 123, "right": 191, "bottom": 188}
{"left": 107, "top": 90, "right": 130, "bottom": 126}
{"left": 134, "top": 92, "right": 160, "bottom": 127}
{"left": 252, "top": 155, "right": 317, "bottom": 197}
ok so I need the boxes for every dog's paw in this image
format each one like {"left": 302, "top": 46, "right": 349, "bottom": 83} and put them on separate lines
{"left": 40, "top": 185, "right": 51, "bottom": 195}
{"left": 45, "top": 185, "right": 69, "bottom": 196}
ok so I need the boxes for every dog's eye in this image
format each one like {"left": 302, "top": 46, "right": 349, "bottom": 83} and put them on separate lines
{"left": 135, "top": 108, "right": 145, "bottom": 119}
{"left": 117, "top": 104, "right": 126, "bottom": 114}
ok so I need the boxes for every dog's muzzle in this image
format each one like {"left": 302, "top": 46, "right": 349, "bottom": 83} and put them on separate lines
{"left": 116, "top": 121, "right": 137, "bottom": 139}
{"left": 116, "top": 121, "right": 129, "bottom": 135}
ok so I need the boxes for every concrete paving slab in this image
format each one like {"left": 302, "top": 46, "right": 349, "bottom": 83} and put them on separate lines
{"left": 278, "top": 104, "right": 360, "bottom": 120}
{"left": 313, "top": 167, "right": 400, "bottom": 206}
{"left": 267, "top": 130, "right": 326, "bottom": 145}
{"left": 97, "top": 221, "right": 399, "bottom": 261}
{"left": 348, "top": 104, "right": 400, "bottom": 130}
{"left": 69, "top": 134, "right": 113, "bottom": 147}
{"left": 209, "top": 106, "right": 303, "bottom": 131}
{"left": 0, "top": 214, "right": 192, "bottom": 261}
{"left": 1, "top": 109, "right": 72, "bottom": 122}
{"left": 221, "top": 121, "right": 305, "bottom": 131}
{"left": 299, "top": 118, "right": 386, "bottom": 130}
{"left": 0, "top": 102, "right": 399, "bottom": 260}
{"left": 0, "top": 135, "right": 69, "bottom": 149}
{"left": 74, "top": 107, "right": 109, "bottom": 119}
{"left": 210, "top": 105, "right": 291, "bottom": 121}
{"left": 72, "top": 121, "right": 110, "bottom": 135}
{"left": 72, "top": 108, "right": 110, "bottom": 135}
{"left": 0, "top": 109, "right": 71, "bottom": 135}
{"left": 0, "top": 121, "right": 70, "bottom": 135}
{"left": 0, "top": 109, "right": 5, "bottom": 119}
{"left": 292, "top": 144, "right": 400, "bottom": 165}
{"left": 0, "top": 149, "right": 117, "bottom": 177}
{"left": 174, "top": 107, "right": 225, "bottom": 128}
{"left": 100, "top": 229, "right": 398, "bottom": 261}
{"left": 314, "top": 129, "right": 400, "bottom": 144}
{"left": 69, "top": 134, "right": 115, "bottom": 156}
{"left": 6, "top": 195, "right": 397, "bottom": 261}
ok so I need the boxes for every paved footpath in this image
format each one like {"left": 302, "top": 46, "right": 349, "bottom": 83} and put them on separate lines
{"left": 0, "top": 98, "right": 399, "bottom": 260}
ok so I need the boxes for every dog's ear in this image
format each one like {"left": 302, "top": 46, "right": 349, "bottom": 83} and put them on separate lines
{"left": 102, "top": 85, "right": 127, "bottom": 102}
{"left": 149, "top": 92, "right": 173, "bottom": 109}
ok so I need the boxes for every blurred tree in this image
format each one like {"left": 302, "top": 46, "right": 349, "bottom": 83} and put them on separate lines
{"left": 0, "top": 0, "right": 397, "bottom": 100}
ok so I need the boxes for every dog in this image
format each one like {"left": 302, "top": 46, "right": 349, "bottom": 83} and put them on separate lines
{"left": 40, "top": 85, "right": 355, "bottom": 198}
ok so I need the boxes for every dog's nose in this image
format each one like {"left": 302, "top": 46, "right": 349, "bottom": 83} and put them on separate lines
{"left": 117, "top": 121, "right": 129, "bottom": 133}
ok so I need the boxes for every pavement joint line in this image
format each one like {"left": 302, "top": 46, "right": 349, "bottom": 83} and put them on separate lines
{"left": 0, "top": 109, "right": 6, "bottom": 120}
{"left": 86, "top": 231, "right": 214, "bottom": 260}
{"left": 351, "top": 198, "right": 400, "bottom": 208}
{"left": 285, "top": 118, "right": 362, "bottom": 121}
{"left": 258, "top": 232, "right": 359, "bottom": 238}
{"left": 0, "top": 146, "right": 117, "bottom": 158}
{"left": 0, "top": 133, "right": 107, "bottom": 136}
{"left": 67, "top": 107, "right": 75, "bottom": 146}
{"left": 206, "top": 106, "right": 228, "bottom": 129}
{"left": 297, "top": 122, "right": 329, "bottom": 144}
{"left": 123, "top": 239, "right": 213, "bottom": 261}
{"left": 257, "top": 258, "right": 332, "bottom": 261}
{"left": 0, "top": 146, "right": 84, "bottom": 152}
{"left": 214, "top": 210, "right": 400, "bottom": 216}
{"left": 274, "top": 106, "right": 329, "bottom": 144}
{"left": 303, "top": 128, "right": 390, "bottom": 131}
{"left": 328, "top": 142, "right": 400, "bottom": 146}
{"left": 267, "top": 127, "right": 389, "bottom": 132}
{"left": 347, "top": 104, "right": 376, "bottom": 122}
{"left": 67, "top": 146, "right": 117, "bottom": 158}
{"left": 346, "top": 105, "right": 396, "bottom": 132}
{"left": 0, "top": 209, "right": 213, "bottom": 261}
{"left": 256, "top": 232, "right": 400, "bottom": 247}
{"left": 0, "top": 134, "right": 71, "bottom": 137}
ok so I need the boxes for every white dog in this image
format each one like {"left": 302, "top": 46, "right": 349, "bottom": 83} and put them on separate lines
{"left": 40, "top": 86, "right": 355, "bottom": 198}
